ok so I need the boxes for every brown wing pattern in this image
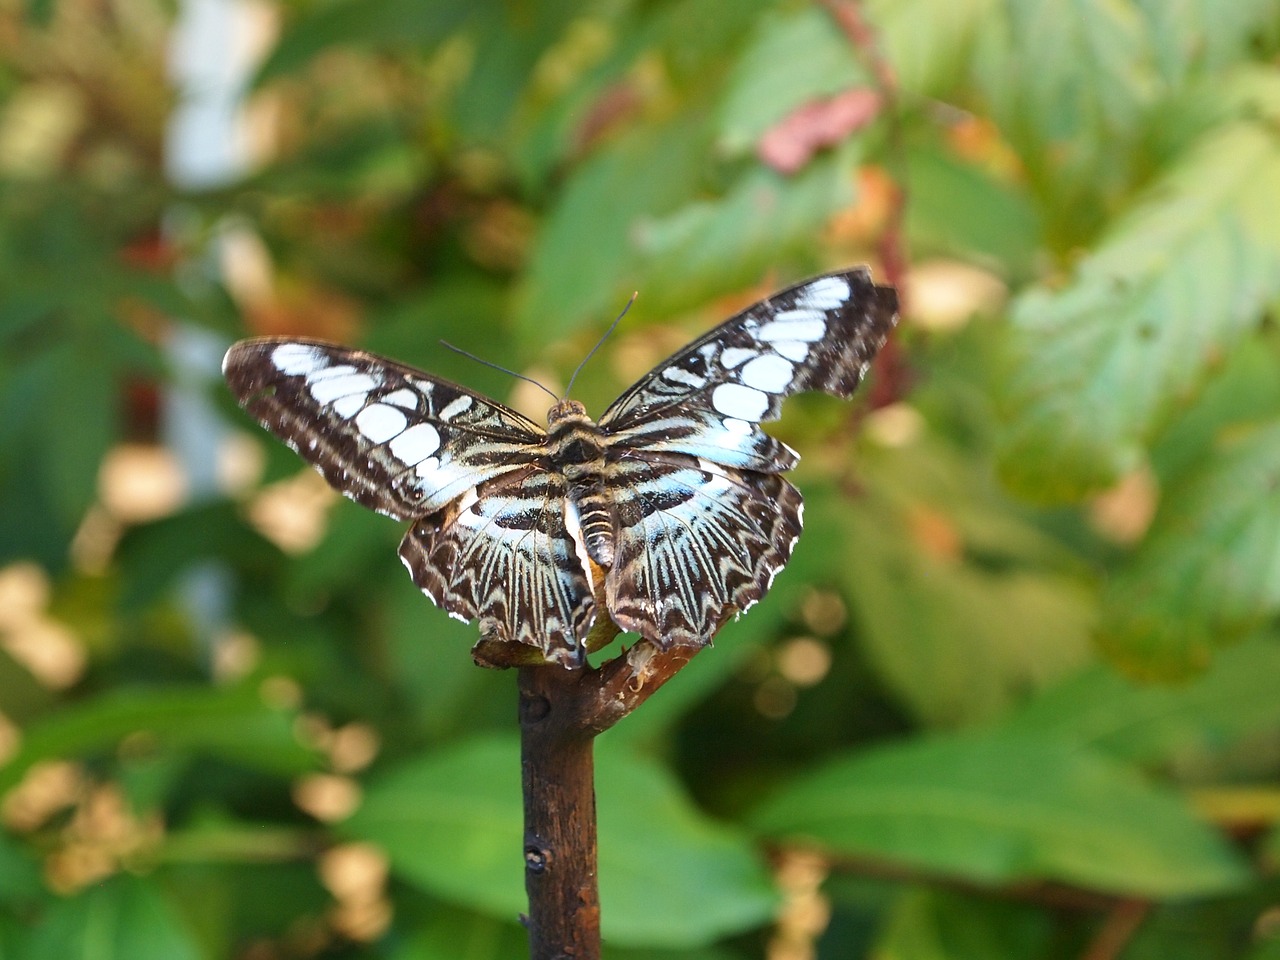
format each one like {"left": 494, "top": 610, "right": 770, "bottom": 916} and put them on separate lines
{"left": 223, "top": 338, "right": 546, "bottom": 520}
{"left": 598, "top": 269, "right": 895, "bottom": 646}
{"left": 600, "top": 269, "right": 897, "bottom": 472}
{"left": 602, "top": 452, "right": 804, "bottom": 646}
{"left": 398, "top": 466, "right": 594, "bottom": 666}
{"left": 224, "top": 337, "right": 593, "bottom": 664}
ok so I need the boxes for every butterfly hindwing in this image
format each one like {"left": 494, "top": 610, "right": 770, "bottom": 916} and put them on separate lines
{"left": 602, "top": 452, "right": 803, "bottom": 645}
{"left": 398, "top": 466, "right": 593, "bottom": 664}
{"left": 599, "top": 268, "right": 897, "bottom": 472}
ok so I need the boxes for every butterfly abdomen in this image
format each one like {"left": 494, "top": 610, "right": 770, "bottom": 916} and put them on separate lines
{"left": 547, "top": 400, "right": 616, "bottom": 568}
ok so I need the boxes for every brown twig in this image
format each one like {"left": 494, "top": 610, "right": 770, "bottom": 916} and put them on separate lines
{"left": 517, "top": 639, "right": 704, "bottom": 959}
{"left": 518, "top": 664, "right": 602, "bottom": 960}
{"left": 1080, "top": 899, "right": 1151, "bottom": 960}
{"left": 819, "top": 0, "right": 911, "bottom": 412}
{"left": 818, "top": 0, "right": 908, "bottom": 298}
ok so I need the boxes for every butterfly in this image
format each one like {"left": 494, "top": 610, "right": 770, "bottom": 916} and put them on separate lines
{"left": 223, "top": 268, "right": 898, "bottom": 667}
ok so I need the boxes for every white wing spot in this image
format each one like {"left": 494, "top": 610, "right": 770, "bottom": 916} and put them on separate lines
{"left": 272, "top": 343, "right": 326, "bottom": 376}
{"left": 306, "top": 363, "right": 357, "bottom": 381}
{"left": 662, "top": 366, "right": 706, "bottom": 388}
{"left": 310, "top": 372, "right": 378, "bottom": 404}
{"left": 720, "top": 347, "right": 755, "bottom": 369}
{"left": 389, "top": 422, "right": 441, "bottom": 464}
{"left": 711, "top": 383, "right": 769, "bottom": 420}
{"left": 355, "top": 403, "right": 408, "bottom": 443}
{"left": 383, "top": 388, "right": 420, "bottom": 409}
{"left": 722, "top": 417, "right": 753, "bottom": 435}
{"left": 439, "top": 395, "right": 473, "bottom": 421}
{"left": 796, "top": 276, "right": 850, "bottom": 309}
{"left": 332, "top": 394, "right": 364, "bottom": 419}
{"left": 772, "top": 340, "right": 809, "bottom": 362}
{"left": 758, "top": 311, "right": 825, "bottom": 343}
{"left": 740, "top": 355, "right": 794, "bottom": 393}
{"left": 415, "top": 456, "right": 441, "bottom": 481}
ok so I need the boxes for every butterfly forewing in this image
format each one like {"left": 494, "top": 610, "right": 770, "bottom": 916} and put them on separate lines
{"left": 223, "top": 338, "right": 546, "bottom": 520}
{"left": 599, "top": 269, "right": 897, "bottom": 472}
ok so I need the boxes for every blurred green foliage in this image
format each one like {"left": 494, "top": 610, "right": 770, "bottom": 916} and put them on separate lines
{"left": 1, "top": 0, "right": 1280, "bottom": 957}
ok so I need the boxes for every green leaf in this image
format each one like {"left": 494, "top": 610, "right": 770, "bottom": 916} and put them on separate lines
{"left": 343, "top": 735, "right": 777, "bottom": 947}
{"left": 874, "top": 888, "right": 1052, "bottom": 960}
{"left": 393, "top": 904, "right": 742, "bottom": 960}
{"left": 116, "top": 503, "right": 280, "bottom": 612}
{"left": 592, "top": 734, "right": 778, "bottom": 946}
{"left": 905, "top": 146, "right": 1041, "bottom": 277}
{"left": 0, "top": 829, "right": 44, "bottom": 905}
{"left": 1005, "top": 633, "right": 1280, "bottom": 764}
{"left": 751, "top": 730, "right": 1249, "bottom": 897}
{"left": 998, "top": 120, "right": 1280, "bottom": 500}
{"left": 1116, "top": 898, "right": 1279, "bottom": 960}
{"left": 0, "top": 686, "right": 315, "bottom": 792}
{"left": 382, "top": 574, "right": 514, "bottom": 741}
{"left": 42, "top": 339, "right": 117, "bottom": 524}
{"left": 716, "top": 7, "right": 866, "bottom": 157}
{"left": 1098, "top": 421, "right": 1280, "bottom": 675}
{"left": 254, "top": 0, "right": 472, "bottom": 85}
{"left": 866, "top": 0, "right": 998, "bottom": 97}
{"left": 1264, "top": 823, "right": 1280, "bottom": 871}
{"left": 514, "top": 112, "right": 709, "bottom": 343}
{"left": 1251, "top": 933, "right": 1280, "bottom": 960}
{"left": 805, "top": 441, "right": 1093, "bottom": 726}
{"left": 391, "top": 906, "right": 527, "bottom": 960}
{"left": 450, "top": 0, "right": 585, "bottom": 146}
{"left": 633, "top": 151, "right": 856, "bottom": 315}
{"left": 977, "top": 0, "right": 1158, "bottom": 144}
{"left": 23, "top": 874, "right": 202, "bottom": 960}
{"left": 1138, "top": 0, "right": 1280, "bottom": 84}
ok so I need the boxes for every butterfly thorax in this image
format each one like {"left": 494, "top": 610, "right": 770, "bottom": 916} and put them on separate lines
{"left": 546, "top": 399, "right": 615, "bottom": 567}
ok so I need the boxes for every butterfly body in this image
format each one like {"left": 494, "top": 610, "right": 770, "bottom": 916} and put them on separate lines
{"left": 224, "top": 269, "right": 898, "bottom": 667}
{"left": 545, "top": 400, "right": 616, "bottom": 567}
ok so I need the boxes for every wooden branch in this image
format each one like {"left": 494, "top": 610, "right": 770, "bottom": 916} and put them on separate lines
{"left": 1080, "top": 899, "right": 1150, "bottom": 960}
{"left": 819, "top": 0, "right": 907, "bottom": 288}
{"left": 576, "top": 638, "right": 704, "bottom": 736}
{"left": 516, "top": 637, "right": 704, "bottom": 959}
{"left": 519, "top": 663, "right": 601, "bottom": 960}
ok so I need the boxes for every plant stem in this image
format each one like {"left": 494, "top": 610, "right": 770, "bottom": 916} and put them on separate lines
{"left": 517, "top": 639, "right": 702, "bottom": 958}
{"left": 518, "top": 664, "right": 601, "bottom": 960}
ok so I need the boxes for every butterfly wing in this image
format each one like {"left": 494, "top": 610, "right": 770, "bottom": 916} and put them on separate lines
{"left": 598, "top": 269, "right": 897, "bottom": 644}
{"left": 223, "top": 337, "right": 548, "bottom": 520}
{"left": 598, "top": 268, "right": 897, "bottom": 470}
{"left": 398, "top": 466, "right": 594, "bottom": 666}
{"left": 224, "top": 337, "right": 593, "bottom": 664}
{"left": 602, "top": 453, "right": 803, "bottom": 645}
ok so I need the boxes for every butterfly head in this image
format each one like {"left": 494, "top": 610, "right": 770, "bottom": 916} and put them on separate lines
{"left": 546, "top": 398, "right": 589, "bottom": 426}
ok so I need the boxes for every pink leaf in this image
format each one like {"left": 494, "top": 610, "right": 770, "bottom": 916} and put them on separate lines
{"left": 758, "top": 88, "right": 881, "bottom": 174}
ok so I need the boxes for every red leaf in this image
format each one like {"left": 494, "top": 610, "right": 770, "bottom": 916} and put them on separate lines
{"left": 757, "top": 88, "right": 881, "bottom": 174}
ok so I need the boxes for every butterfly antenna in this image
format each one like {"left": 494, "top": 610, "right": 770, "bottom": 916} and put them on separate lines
{"left": 438, "top": 340, "right": 558, "bottom": 402}
{"left": 564, "top": 291, "right": 638, "bottom": 398}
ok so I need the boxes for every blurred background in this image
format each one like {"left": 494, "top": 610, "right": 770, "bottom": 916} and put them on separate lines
{"left": 2, "top": 0, "right": 1280, "bottom": 957}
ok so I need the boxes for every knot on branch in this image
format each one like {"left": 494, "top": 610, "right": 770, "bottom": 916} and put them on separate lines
{"left": 525, "top": 844, "right": 549, "bottom": 874}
